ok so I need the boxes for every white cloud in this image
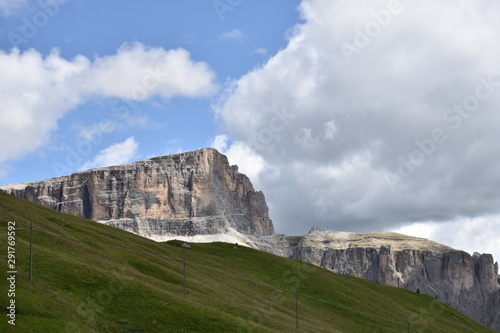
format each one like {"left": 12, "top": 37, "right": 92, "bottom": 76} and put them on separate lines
{"left": 218, "top": 29, "right": 245, "bottom": 42}
{"left": 0, "top": 43, "right": 217, "bottom": 174}
{"left": 0, "top": 48, "right": 87, "bottom": 167}
{"left": 82, "top": 43, "right": 217, "bottom": 99}
{"left": 79, "top": 137, "right": 139, "bottom": 171}
{"left": 211, "top": 134, "right": 229, "bottom": 152}
{"left": 211, "top": 135, "right": 266, "bottom": 188}
{"left": 393, "top": 217, "right": 500, "bottom": 264}
{"left": 215, "top": 0, "right": 500, "bottom": 250}
{"left": 0, "top": 0, "right": 28, "bottom": 16}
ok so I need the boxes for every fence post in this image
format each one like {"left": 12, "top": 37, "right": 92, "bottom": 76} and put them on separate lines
{"left": 295, "top": 290, "right": 299, "bottom": 329}
{"left": 29, "top": 222, "right": 33, "bottom": 282}
{"left": 183, "top": 257, "right": 187, "bottom": 297}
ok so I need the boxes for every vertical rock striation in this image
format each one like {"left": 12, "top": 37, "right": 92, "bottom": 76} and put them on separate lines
{"left": 0, "top": 148, "right": 274, "bottom": 242}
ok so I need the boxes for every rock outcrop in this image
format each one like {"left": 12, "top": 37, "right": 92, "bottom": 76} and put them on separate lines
{"left": 0, "top": 148, "right": 274, "bottom": 244}
{"left": 288, "top": 228, "right": 500, "bottom": 331}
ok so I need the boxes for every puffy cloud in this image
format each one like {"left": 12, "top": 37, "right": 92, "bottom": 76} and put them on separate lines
{"left": 0, "top": 43, "right": 217, "bottom": 171}
{"left": 0, "top": 48, "right": 87, "bottom": 165}
{"left": 215, "top": 0, "right": 500, "bottom": 249}
{"left": 82, "top": 44, "right": 217, "bottom": 99}
{"left": 211, "top": 135, "right": 266, "bottom": 188}
{"left": 79, "top": 137, "right": 138, "bottom": 171}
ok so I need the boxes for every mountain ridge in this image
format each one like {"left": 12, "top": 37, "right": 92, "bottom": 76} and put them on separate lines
{"left": 1, "top": 147, "right": 499, "bottom": 330}
{"left": 288, "top": 227, "right": 500, "bottom": 330}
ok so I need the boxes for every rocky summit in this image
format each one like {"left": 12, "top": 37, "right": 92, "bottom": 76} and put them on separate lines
{"left": 1, "top": 148, "right": 499, "bottom": 331}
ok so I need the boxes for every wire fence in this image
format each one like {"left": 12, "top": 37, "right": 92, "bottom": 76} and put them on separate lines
{"left": 0, "top": 223, "right": 416, "bottom": 331}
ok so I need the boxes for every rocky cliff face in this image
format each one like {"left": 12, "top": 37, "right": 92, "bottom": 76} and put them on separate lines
{"left": 288, "top": 228, "right": 500, "bottom": 331}
{"left": 0, "top": 148, "right": 274, "bottom": 243}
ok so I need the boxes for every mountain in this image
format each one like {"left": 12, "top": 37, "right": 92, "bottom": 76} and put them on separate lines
{"left": 0, "top": 148, "right": 275, "bottom": 245}
{"left": 1, "top": 148, "right": 499, "bottom": 330}
{"left": 0, "top": 190, "right": 495, "bottom": 332}
{"left": 288, "top": 228, "right": 500, "bottom": 331}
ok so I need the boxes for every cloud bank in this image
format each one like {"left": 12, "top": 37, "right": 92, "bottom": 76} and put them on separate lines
{"left": 0, "top": 43, "right": 217, "bottom": 169}
{"left": 215, "top": 0, "right": 500, "bottom": 259}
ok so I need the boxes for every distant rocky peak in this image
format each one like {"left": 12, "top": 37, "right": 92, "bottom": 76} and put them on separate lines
{"left": 288, "top": 230, "right": 500, "bottom": 331}
{"left": 298, "top": 228, "right": 455, "bottom": 253}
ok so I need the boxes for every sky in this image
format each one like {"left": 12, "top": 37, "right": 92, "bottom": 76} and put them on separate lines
{"left": 1, "top": 0, "right": 499, "bottom": 263}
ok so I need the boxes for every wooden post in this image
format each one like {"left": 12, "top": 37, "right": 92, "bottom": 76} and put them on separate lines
{"left": 295, "top": 290, "right": 299, "bottom": 329}
{"left": 29, "top": 222, "right": 33, "bottom": 281}
{"left": 183, "top": 257, "right": 186, "bottom": 297}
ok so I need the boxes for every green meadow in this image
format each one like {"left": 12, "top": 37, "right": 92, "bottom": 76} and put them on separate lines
{"left": 0, "top": 191, "right": 494, "bottom": 332}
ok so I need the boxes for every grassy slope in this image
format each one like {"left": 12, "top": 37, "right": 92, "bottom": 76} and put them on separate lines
{"left": 0, "top": 191, "right": 494, "bottom": 333}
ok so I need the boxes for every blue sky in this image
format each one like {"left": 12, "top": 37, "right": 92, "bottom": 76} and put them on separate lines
{"left": 1, "top": 0, "right": 500, "bottom": 262}
{"left": 0, "top": 0, "right": 301, "bottom": 183}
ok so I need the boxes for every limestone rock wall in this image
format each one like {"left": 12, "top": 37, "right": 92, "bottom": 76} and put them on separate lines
{"left": 288, "top": 229, "right": 500, "bottom": 331}
{"left": 0, "top": 148, "right": 274, "bottom": 237}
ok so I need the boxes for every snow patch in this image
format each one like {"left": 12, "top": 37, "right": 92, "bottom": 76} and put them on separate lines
{"left": 99, "top": 222, "right": 257, "bottom": 248}
{"left": 148, "top": 233, "right": 254, "bottom": 248}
